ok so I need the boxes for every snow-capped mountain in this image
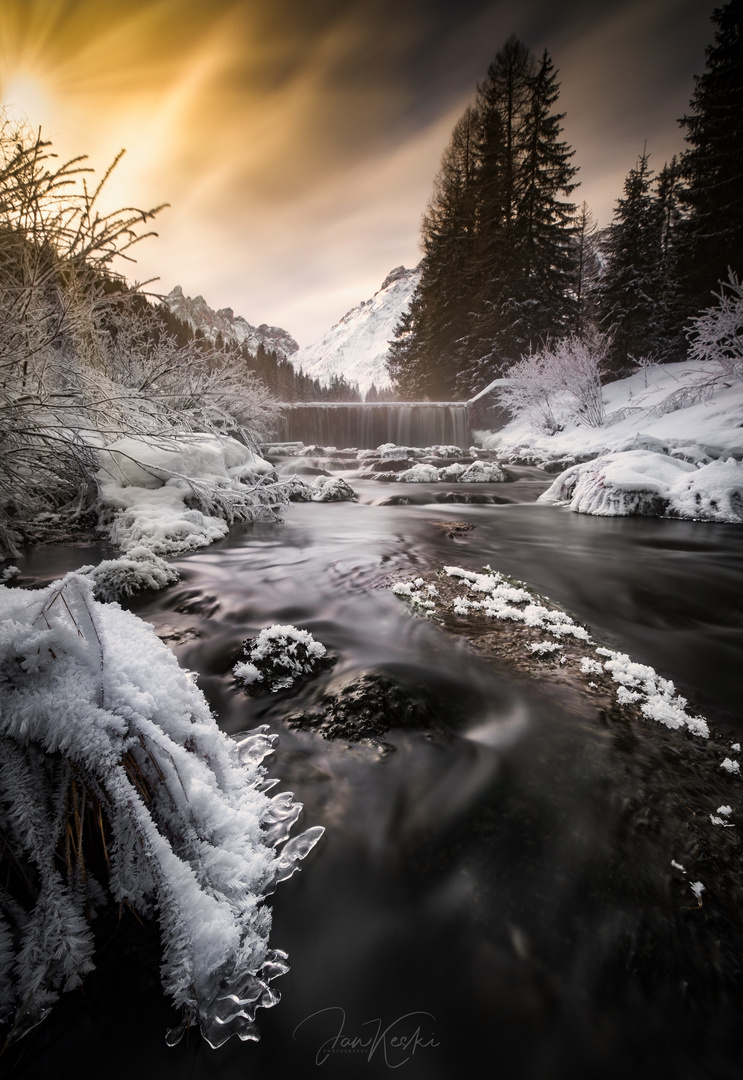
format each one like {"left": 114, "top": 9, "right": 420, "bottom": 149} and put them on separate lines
{"left": 290, "top": 265, "right": 420, "bottom": 394}
{"left": 163, "top": 286, "right": 298, "bottom": 360}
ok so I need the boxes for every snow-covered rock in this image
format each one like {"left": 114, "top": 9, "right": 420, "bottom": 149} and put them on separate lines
{"left": 458, "top": 461, "right": 507, "bottom": 483}
{"left": 290, "top": 266, "right": 420, "bottom": 394}
{"left": 97, "top": 435, "right": 284, "bottom": 556}
{"left": 310, "top": 477, "right": 357, "bottom": 502}
{"left": 163, "top": 286, "right": 298, "bottom": 360}
{"left": 538, "top": 450, "right": 743, "bottom": 523}
{"left": 80, "top": 546, "right": 179, "bottom": 601}
{"left": 398, "top": 463, "right": 441, "bottom": 483}
{"left": 234, "top": 625, "right": 329, "bottom": 693}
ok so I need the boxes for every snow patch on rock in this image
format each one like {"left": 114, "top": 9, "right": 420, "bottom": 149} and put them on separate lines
{"left": 538, "top": 450, "right": 743, "bottom": 523}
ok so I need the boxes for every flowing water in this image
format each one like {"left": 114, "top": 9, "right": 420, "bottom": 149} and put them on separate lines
{"left": 272, "top": 402, "right": 472, "bottom": 448}
{"left": 11, "top": 455, "right": 743, "bottom": 1080}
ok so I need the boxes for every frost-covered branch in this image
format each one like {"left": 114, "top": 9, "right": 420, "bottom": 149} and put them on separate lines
{"left": 496, "top": 329, "right": 610, "bottom": 432}
{"left": 0, "top": 574, "right": 323, "bottom": 1046}
{"left": 654, "top": 272, "right": 743, "bottom": 416}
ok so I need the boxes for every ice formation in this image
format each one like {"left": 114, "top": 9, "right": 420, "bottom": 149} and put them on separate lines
{"left": 97, "top": 435, "right": 285, "bottom": 558}
{"left": 391, "top": 565, "right": 710, "bottom": 740}
{"left": 0, "top": 575, "right": 322, "bottom": 1046}
{"left": 234, "top": 625, "right": 330, "bottom": 693}
{"left": 538, "top": 450, "right": 743, "bottom": 523}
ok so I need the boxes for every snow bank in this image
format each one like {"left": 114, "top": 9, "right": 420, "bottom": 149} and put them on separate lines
{"left": 479, "top": 361, "right": 743, "bottom": 467}
{"left": 538, "top": 450, "right": 743, "bottom": 523}
{"left": 97, "top": 435, "right": 286, "bottom": 558}
{"left": 0, "top": 575, "right": 322, "bottom": 1046}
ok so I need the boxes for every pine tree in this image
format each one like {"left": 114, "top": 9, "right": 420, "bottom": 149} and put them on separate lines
{"left": 572, "top": 202, "right": 601, "bottom": 335}
{"left": 387, "top": 106, "right": 479, "bottom": 400}
{"left": 679, "top": 0, "right": 743, "bottom": 307}
{"left": 654, "top": 156, "right": 687, "bottom": 358}
{"left": 597, "top": 150, "right": 667, "bottom": 371}
{"left": 387, "top": 38, "right": 579, "bottom": 399}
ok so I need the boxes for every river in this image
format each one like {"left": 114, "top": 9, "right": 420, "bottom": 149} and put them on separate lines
{"left": 11, "top": 452, "right": 743, "bottom": 1080}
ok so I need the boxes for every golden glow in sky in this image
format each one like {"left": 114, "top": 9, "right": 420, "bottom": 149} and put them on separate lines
{"left": 0, "top": 0, "right": 716, "bottom": 344}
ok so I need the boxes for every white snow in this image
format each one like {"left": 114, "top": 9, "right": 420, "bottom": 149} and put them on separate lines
{"left": 97, "top": 435, "right": 281, "bottom": 557}
{"left": 290, "top": 266, "right": 420, "bottom": 394}
{"left": 690, "top": 881, "right": 705, "bottom": 902}
{"left": 392, "top": 566, "right": 710, "bottom": 740}
{"left": 538, "top": 450, "right": 743, "bottom": 523}
{"left": 234, "top": 625, "right": 328, "bottom": 693}
{"left": 480, "top": 361, "right": 743, "bottom": 463}
{"left": 0, "top": 574, "right": 322, "bottom": 1045}
{"left": 721, "top": 758, "right": 741, "bottom": 774}
{"left": 479, "top": 360, "right": 743, "bottom": 523}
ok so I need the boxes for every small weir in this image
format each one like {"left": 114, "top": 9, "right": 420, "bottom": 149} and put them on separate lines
{"left": 272, "top": 400, "right": 472, "bottom": 448}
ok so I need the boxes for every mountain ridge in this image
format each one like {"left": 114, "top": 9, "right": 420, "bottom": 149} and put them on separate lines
{"left": 163, "top": 285, "right": 299, "bottom": 361}
{"left": 289, "top": 265, "right": 420, "bottom": 394}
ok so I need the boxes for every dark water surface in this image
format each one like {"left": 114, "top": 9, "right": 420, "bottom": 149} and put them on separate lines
{"left": 9, "top": 462, "right": 743, "bottom": 1080}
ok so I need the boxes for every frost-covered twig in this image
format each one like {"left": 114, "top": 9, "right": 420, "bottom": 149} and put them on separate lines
{"left": 0, "top": 574, "right": 323, "bottom": 1047}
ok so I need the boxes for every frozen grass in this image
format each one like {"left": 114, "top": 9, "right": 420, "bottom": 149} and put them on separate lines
{"left": 0, "top": 574, "right": 323, "bottom": 1047}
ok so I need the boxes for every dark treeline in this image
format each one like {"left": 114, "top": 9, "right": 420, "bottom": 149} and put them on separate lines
{"left": 388, "top": 0, "right": 743, "bottom": 398}
{"left": 156, "top": 304, "right": 362, "bottom": 402}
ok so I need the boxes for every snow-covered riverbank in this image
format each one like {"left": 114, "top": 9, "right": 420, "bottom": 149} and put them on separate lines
{"left": 478, "top": 361, "right": 743, "bottom": 522}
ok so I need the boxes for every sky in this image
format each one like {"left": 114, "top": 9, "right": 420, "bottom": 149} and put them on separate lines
{"left": 0, "top": 0, "right": 718, "bottom": 346}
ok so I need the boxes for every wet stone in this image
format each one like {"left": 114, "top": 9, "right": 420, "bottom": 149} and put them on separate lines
{"left": 283, "top": 671, "right": 453, "bottom": 745}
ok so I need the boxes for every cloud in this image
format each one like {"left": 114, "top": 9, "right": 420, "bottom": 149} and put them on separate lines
{"left": 0, "top": 0, "right": 719, "bottom": 343}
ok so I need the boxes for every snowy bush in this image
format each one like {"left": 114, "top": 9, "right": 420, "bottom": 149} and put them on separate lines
{"left": 0, "top": 575, "right": 323, "bottom": 1046}
{"left": 688, "top": 271, "right": 743, "bottom": 379}
{"left": 497, "top": 330, "right": 610, "bottom": 432}
{"left": 234, "top": 625, "right": 332, "bottom": 693}
{"left": 654, "top": 273, "right": 743, "bottom": 417}
{"left": 0, "top": 114, "right": 282, "bottom": 560}
{"left": 539, "top": 450, "right": 743, "bottom": 523}
{"left": 79, "top": 546, "right": 180, "bottom": 601}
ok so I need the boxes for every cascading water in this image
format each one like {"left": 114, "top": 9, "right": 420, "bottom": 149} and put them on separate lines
{"left": 272, "top": 402, "right": 471, "bottom": 448}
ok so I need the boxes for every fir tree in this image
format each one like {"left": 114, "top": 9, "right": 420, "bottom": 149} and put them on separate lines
{"left": 597, "top": 150, "right": 667, "bottom": 371}
{"left": 387, "top": 106, "right": 479, "bottom": 400}
{"left": 388, "top": 38, "right": 579, "bottom": 399}
{"left": 679, "top": 0, "right": 743, "bottom": 307}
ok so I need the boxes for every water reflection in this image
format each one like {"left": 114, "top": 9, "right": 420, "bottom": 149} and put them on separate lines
{"left": 10, "top": 458, "right": 743, "bottom": 1080}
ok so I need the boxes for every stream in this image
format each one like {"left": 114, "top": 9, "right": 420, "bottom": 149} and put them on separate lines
{"left": 11, "top": 453, "right": 743, "bottom": 1080}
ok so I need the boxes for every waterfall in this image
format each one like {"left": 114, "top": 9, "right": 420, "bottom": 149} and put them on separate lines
{"left": 272, "top": 402, "right": 471, "bottom": 449}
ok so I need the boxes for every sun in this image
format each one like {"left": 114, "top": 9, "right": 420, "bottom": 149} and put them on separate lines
{"left": 1, "top": 70, "right": 52, "bottom": 125}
